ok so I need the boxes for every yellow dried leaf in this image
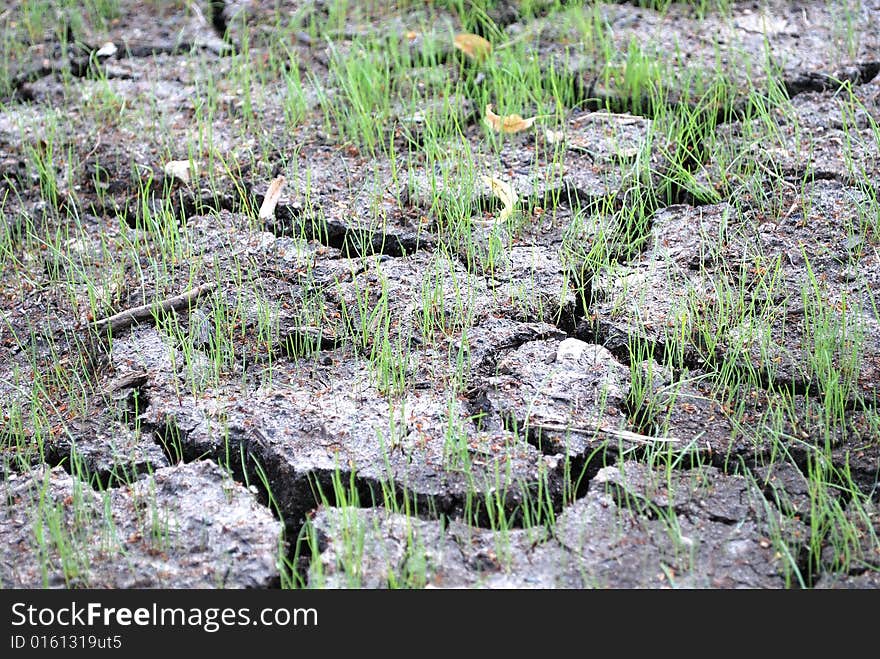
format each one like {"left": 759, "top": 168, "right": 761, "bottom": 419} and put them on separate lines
{"left": 479, "top": 174, "right": 517, "bottom": 224}
{"left": 258, "top": 175, "right": 286, "bottom": 221}
{"left": 453, "top": 33, "right": 492, "bottom": 61}
{"left": 484, "top": 104, "right": 539, "bottom": 134}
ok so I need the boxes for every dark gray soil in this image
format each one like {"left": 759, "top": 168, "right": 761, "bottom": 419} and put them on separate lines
{"left": 1, "top": 461, "right": 281, "bottom": 588}
{"left": 1, "top": 0, "right": 878, "bottom": 588}
{"left": 310, "top": 461, "right": 803, "bottom": 588}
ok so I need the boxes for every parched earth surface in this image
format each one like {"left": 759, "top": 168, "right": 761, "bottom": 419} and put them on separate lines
{"left": 1, "top": 1, "right": 879, "bottom": 588}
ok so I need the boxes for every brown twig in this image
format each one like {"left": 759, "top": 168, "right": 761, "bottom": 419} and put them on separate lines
{"left": 527, "top": 421, "right": 680, "bottom": 445}
{"left": 91, "top": 282, "right": 217, "bottom": 334}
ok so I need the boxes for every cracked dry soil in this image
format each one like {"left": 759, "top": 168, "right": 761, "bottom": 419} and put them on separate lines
{"left": 1, "top": 0, "right": 879, "bottom": 589}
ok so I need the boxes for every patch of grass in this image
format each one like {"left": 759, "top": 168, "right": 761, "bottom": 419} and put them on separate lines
{"left": 2, "top": 0, "right": 878, "bottom": 590}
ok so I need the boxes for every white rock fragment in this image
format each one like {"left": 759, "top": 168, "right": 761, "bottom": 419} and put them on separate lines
{"left": 544, "top": 128, "right": 565, "bottom": 144}
{"left": 556, "top": 337, "right": 588, "bottom": 362}
{"left": 95, "top": 42, "right": 117, "bottom": 58}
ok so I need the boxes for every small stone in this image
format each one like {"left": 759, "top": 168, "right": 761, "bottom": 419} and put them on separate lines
{"left": 556, "top": 337, "right": 588, "bottom": 362}
{"left": 95, "top": 42, "right": 117, "bottom": 58}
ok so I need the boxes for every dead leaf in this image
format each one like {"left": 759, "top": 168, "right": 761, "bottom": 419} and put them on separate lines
{"left": 163, "top": 160, "right": 196, "bottom": 184}
{"left": 453, "top": 33, "right": 492, "bottom": 62}
{"left": 259, "top": 175, "right": 286, "bottom": 221}
{"left": 483, "top": 104, "right": 540, "bottom": 134}
{"left": 478, "top": 174, "right": 517, "bottom": 225}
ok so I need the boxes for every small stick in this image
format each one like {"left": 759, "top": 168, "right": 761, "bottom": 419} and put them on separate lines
{"left": 259, "top": 175, "right": 286, "bottom": 221}
{"left": 527, "top": 421, "right": 680, "bottom": 445}
{"left": 574, "top": 111, "right": 649, "bottom": 126}
{"left": 91, "top": 282, "right": 217, "bottom": 334}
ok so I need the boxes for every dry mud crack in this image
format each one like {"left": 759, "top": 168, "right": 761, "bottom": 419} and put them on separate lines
{"left": 1, "top": 0, "right": 879, "bottom": 589}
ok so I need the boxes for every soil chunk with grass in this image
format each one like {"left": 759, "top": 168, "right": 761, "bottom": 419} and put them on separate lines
{"left": 0, "top": 461, "right": 281, "bottom": 588}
